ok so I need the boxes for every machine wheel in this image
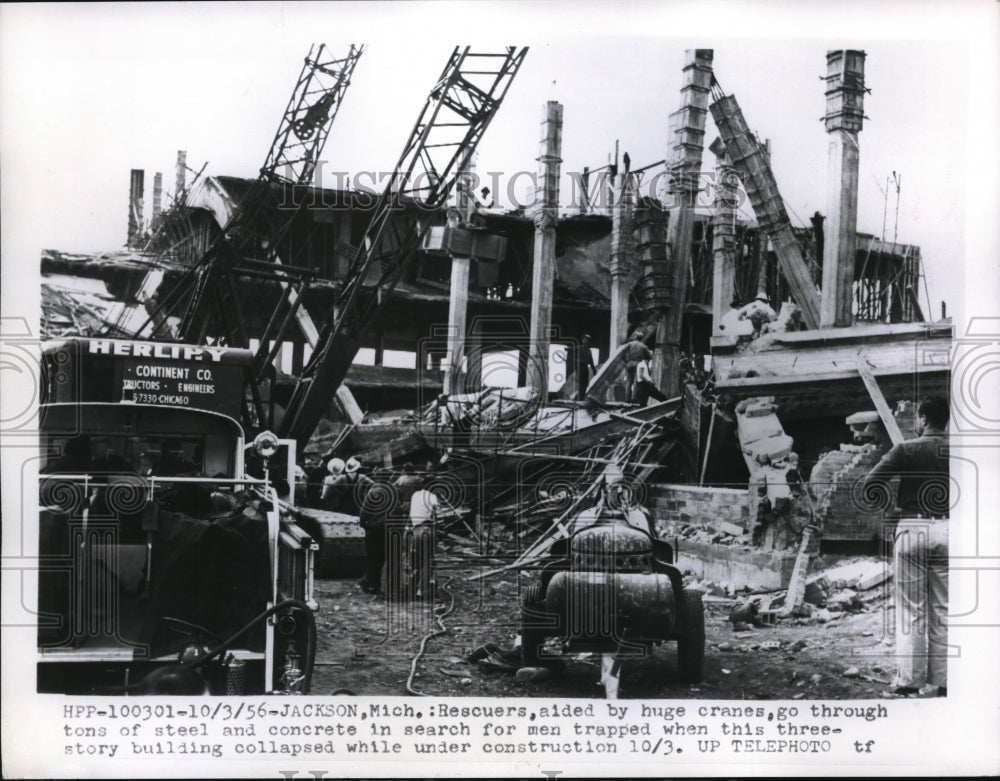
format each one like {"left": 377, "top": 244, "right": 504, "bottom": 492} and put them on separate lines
{"left": 520, "top": 583, "right": 547, "bottom": 666}
{"left": 676, "top": 589, "right": 705, "bottom": 682}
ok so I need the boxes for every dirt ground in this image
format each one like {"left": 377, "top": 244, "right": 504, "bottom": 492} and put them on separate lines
{"left": 310, "top": 551, "right": 907, "bottom": 700}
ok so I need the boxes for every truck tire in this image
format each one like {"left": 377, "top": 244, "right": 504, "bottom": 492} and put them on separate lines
{"left": 676, "top": 589, "right": 705, "bottom": 682}
{"left": 520, "top": 583, "right": 546, "bottom": 667}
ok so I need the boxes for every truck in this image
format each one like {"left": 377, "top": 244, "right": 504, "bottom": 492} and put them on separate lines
{"left": 36, "top": 337, "right": 318, "bottom": 695}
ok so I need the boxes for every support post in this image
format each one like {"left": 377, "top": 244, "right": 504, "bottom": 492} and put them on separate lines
{"left": 710, "top": 138, "right": 739, "bottom": 335}
{"left": 443, "top": 152, "right": 476, "bottom": 395}
{"left": 127, "top": 169, "right": 145, "bottom": 249}
{"left": 820, "top": 50, "right": 867, "bottom": 328}
{"left": 609, "top": 169, "right": 636, "bottom": 352}
{"left": 527, "top": 101, "right": 563, "bottom": 398}
{"left": 175, "top": 150, "right": 187, "bottom": 200}
{"left": 152, "top": 172, "right": 163, "bottom": 230}
{"left": 657, "top": 49, "right": 714, "bottom": 396}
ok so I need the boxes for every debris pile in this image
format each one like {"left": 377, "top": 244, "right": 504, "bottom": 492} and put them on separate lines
{"left": 687, "top": 556, "right": 891, "bottom": 629}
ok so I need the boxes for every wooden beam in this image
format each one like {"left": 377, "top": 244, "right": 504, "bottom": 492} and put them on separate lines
{"left": 855, "top": 357, "right": 905, "bottom": 445}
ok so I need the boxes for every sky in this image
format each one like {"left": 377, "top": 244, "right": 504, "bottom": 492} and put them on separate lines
{"left": 2, "top": 1, "right": 998, "bottom": 325}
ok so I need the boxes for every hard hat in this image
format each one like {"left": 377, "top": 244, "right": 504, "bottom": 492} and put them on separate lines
{"left": 327, "top": 458, "right": 346, "bottom": 476}
{"left": 344, "top": 457, "right": 361, "bottom": 474}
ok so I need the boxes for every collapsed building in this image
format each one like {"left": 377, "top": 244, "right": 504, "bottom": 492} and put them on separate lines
{"left": 40, "top": 47, "right": 951, "bottom": 592}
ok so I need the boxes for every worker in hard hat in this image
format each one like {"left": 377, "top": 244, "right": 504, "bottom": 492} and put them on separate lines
{"left": 342, "top": 457, "right": 385, "bottom": 595}
{"left": 320, "top": 457, "right": 347, "bottom": 512}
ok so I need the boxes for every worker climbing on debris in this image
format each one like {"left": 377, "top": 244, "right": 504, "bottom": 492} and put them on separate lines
{"left": 623, "top": 330, "right": 653, "bottom": 404}
{"left": 575, "top": 333, "right": 597, "bottom": 401}
{"left": 635, "top": 358, "right": 667, "bottom": 406}
{"left": 408, "top": 475, "right": 440, "bottom": 600}
{"left": 737, "top": 292, "right": 778, "bottom": 337}
{"left": 863, "top": 396, "right": 950, "bottom": 697}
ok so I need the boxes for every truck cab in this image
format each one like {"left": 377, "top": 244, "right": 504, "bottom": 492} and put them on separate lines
{"left": 36, "top": 338, "right": 317, "bottom": 695}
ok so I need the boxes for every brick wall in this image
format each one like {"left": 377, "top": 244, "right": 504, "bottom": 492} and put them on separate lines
{"left": 646, "top": 483, "right": 752, "bottom": 535}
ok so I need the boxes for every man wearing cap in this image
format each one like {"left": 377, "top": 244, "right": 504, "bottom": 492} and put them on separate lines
{"left": 622, "top": 331, "right": 653, "bottom": 404}
{"left": 343, "top": 458, "right": 385, "bottom": 595}
{"left": 320, "top": 458, "right": 347, "bottom": 512}
{"left": 863, "top": 396, "right": 950, "bottom": 697}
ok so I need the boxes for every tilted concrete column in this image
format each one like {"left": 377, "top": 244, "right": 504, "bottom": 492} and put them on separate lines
{"left": 658, "top": 49, "right": 713, "bottom": 396}
{"left": 711, "top": 94, "right": 821, "bottom": 328}
{"left": 710, "top": 138, "right": 739, "bottom": 336}
{"left": 527, "top": 101, "right": 563, "bottom": 397}
{"left": 609, "top": 171, "right": 636, "bottom": 352}
{"left": 820, "top": 50, "right": 866, "bottom": 328}
{"left": 443, "top": 153, "right": 476, "bottom": 395}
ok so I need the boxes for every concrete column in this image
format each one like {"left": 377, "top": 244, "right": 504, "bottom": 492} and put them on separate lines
{"left": 127, "top": 169, "right": 144, "bottom": 249}
{"left": 443, "top": 152, "right": 476, "bottom": 395}
{"left": 658, "top": 49, "right": 714, "bottom": 395}
{"left": 444, "top": 256, "right": 470, "bottom": 393}
{"left": 175, "top": 151, "right": 187, "bottom": 200}
{"left": 710, "top": 139, "right": 739, "bottom": 335}
{"left": 152, "top": 172, "right": 163, "bottom": 228}
{"left": 820, "top": 50, "right": 866, "bottom": 328}
{"left": 609, "top": 171, "right": 636, "bottom": 352}
{"left": 527, "top": 101, "right": 563, "bottom": 397}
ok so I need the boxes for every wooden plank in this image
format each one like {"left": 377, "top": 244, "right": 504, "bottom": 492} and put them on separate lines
{"left": 855, "top": 358, "right": 905, "bottom": 445}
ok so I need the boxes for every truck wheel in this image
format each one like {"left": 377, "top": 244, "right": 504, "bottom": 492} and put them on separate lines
{"left": 520, "top": 583, "right": 546, "bottom": 667}
{"left": 676, "top": 589, "right": 705, "bottom": 682}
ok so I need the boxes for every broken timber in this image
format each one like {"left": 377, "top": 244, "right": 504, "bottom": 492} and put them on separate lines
{"left": 855, "top": 357, "right": 905, "bottom": 446}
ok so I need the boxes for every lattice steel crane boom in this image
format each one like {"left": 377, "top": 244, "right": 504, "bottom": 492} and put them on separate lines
{"left": 277, "top": 46, "right": 529, "bottom": 444}
{"left": 175, "top": 44, "right": 365, "bottom": 345}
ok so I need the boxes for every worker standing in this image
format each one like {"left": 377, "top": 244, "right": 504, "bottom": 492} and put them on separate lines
{"left": 388, "top": 464, "right": 423, "bottom": 600}
{"left": 863, "top": 396, "right": 950, "bottom": 697}
{"left": 343, "top": 458, "right": 382, "bottom": 595}
{"left": 320, "top": 458, "right": 347, "bottom": 511}
{"left": 623, "top": 331, "right": 652, "bottom": 404}
{"left": 575, "top": 334, "right": 597, "bottom": 401}
{"left": 408, "top": 476, "right": 440, "bottom": 601}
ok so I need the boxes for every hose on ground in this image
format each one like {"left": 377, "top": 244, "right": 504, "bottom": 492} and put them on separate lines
{"left": 405, "top": 576, "right": 456, "bottom": 696}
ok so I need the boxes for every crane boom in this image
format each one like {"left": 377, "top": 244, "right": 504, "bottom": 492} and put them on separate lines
{"left": 278, "top": 46, "right": 528, "bottom": 444}
{"left": 175, "top": 44, "right": 365, "bottom": 345}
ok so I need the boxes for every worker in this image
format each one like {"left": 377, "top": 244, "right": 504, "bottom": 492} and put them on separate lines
{"left": 737, "top": 292, "right": 778, "bottom": 337}
{"left": 635, "top": 358, "right": 667, "bottom": 406}
{"left": 388, "top": 464, "right": 423, "bottom": 600}
{"left": 863, "top": 396, "right": 950, "bottom": 697}
{"left": 719, "top": 296, "right": 754, "bottom": 338}
{"left": 575, "top": 334, "right": 597, "bottom": 401}
{"left": 342, "top": 457, "right": 385, "bottom": 595}
{"left": 622, "top": 331, "right": 653, "bottom": 404}
{"left": 408, "top": 476, "right": 440, "bottom": 600}
{"left": 320, "top": 458, "right": 347, "bottom": 511}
